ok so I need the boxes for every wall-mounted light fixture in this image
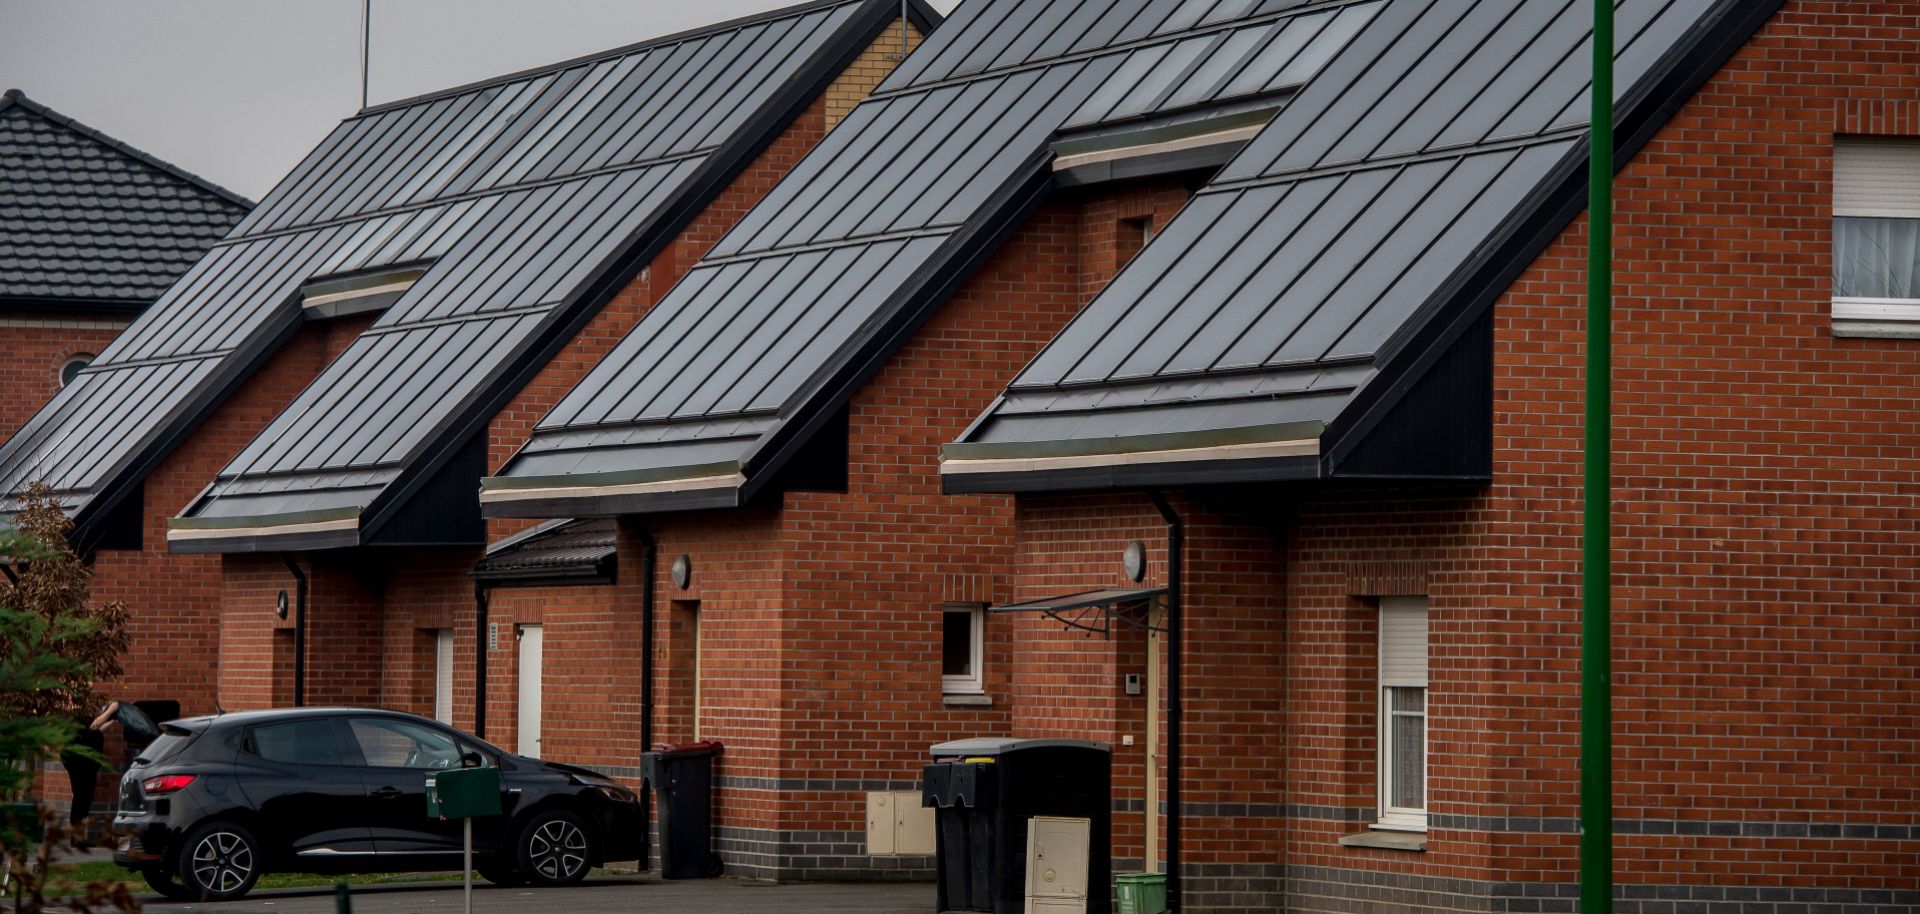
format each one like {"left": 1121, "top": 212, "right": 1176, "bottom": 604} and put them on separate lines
{"left": 1123, "top": 541, "right": 1147, "bottom": 583}
{"left": 671, "top": 554, "right": 694, "bottom": 590}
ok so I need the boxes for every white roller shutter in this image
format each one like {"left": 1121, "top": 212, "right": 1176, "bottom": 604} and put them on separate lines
{"left": 1834, "top": 138, "right": 1920, "bottom": 218}
{"left": 1379, "top": 597, "right": 1428, "bottom": 687}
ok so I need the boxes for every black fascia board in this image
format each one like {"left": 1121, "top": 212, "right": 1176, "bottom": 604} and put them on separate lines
{"left": 0, "top": 296, "right": 149, "bottom": 318}
{"left": 359, "top": 0, "right": 942, "bottom": 117}
{"left": 357, "top": 0, "right": 922, "bottom": 545}
{"left": 940, "top": 452, "right": 1322, "bottom": 496}
{"left": 1321, "top": 0, "right": 1787, "bottom": 476}
{"left": 734, "top": 149, "right": 1058, "bottom": 506}
{"left": 69, "top": 302, "right": 307, "bottom": 555}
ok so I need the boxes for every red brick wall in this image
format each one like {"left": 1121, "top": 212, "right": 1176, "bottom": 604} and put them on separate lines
{"left": 1005, "top": 491, "right": 1288, "bottom": 871}
{"left": 995, "top": 1, "right": 1920, "bottom": 902}
{"left": 1461, "top": 0, "right": 1920, "bottom": 888}
{"left": 0, "top": 315, "right": 127, "bottom": 442}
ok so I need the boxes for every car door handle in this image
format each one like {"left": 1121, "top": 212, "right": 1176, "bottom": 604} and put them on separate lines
{"left": 370, "top": 786, "right": 403, "bottom": 799}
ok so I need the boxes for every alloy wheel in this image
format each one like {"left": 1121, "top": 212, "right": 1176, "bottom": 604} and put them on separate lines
{"left": 190, "top": 830, "right": 255, "bottom": 895}
{"left": 526, "top": 818, "right": 588, "bottom": 880}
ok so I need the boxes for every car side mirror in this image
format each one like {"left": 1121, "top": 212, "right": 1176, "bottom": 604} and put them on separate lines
{"left": 461, "top": 752, "right": 483, "bottom": 769}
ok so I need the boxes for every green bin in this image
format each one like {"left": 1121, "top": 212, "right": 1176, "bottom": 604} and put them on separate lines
{"left": 1114, "top": 871, "right": 1167, "bottom": 914}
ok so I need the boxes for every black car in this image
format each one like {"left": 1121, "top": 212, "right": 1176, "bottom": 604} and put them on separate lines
{"left": 113, "top": 707, "right": 645, "bottom": 902}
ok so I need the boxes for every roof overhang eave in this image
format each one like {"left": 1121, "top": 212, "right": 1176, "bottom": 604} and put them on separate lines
{"left": 479, "top": 463, "right": 745, "bottom": 519}
{"left": 940, "top": 423, "right": 1325, "bottom": 495}
{"left": 166, "top": 507, "right": 362, "bottom": 554}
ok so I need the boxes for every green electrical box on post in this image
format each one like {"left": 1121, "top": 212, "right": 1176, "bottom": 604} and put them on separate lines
{"left": 426, "top": 767, "right": 501, "bottom": 819}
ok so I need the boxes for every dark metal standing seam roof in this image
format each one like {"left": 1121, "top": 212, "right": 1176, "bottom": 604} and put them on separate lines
{"left": 0, "top": 0, "right": 930, "bottom": 550}
{"left": 942, "top": 0, "right": 1786, "bottom": 493}
{"left": 483, "top": 0, "right": 1387, "bottom": 518}
{"left": 0, "top": 89, "right": 252, "bottom": 311}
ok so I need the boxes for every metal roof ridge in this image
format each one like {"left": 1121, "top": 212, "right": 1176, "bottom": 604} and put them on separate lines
{"left": 0, "top": 88, "right": 255, "bottom": 209}
{"left": 865, "top": 0, "right": 1379, "bottom": 104}
{"left": 355, "top": 0, "right": 924, "bottom": 118}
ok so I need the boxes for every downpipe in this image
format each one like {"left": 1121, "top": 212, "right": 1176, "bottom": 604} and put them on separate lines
{"left": 1147, "top": 492, "right": 1184, "bottom": 912}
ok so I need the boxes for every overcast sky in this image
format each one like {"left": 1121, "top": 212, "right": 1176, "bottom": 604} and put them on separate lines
{"left": 3, "top": 0, "right": 960, "bottom": 202}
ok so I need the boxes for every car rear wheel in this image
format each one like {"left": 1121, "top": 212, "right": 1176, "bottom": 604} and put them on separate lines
{"left": 516, "top": 810, "right": 594, "bottom": 886}
{"left": 177, "top": 820, "right": 262, "bottom": 901}
{"left": 141, "top": 866, "right": 194, "bottom": 901}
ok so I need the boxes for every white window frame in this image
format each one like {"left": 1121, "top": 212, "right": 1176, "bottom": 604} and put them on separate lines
{"left": 941, "top": 603, "right": 986, "bottom": 695}
{"left": 1376, "top": 596, "right": 1428, "bottom": 832}
{"left": 1832, "top": 137, "right": 1920, "bottom": 337}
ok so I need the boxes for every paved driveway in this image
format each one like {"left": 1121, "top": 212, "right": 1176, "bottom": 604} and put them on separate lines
{"left": 141, "top": 876, "right": 935, "bottom": 914}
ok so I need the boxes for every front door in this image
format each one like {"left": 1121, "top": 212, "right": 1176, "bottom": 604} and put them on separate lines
{"left": 517, "top": 624, "right": 543, "bottom": 758}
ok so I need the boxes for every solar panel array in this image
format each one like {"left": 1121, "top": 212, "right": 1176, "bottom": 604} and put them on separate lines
{"left": 960, "top": 0, "right": 1731, "bottom": 451}
{"left": 499, "top": 0, "right": 1384, "bottom": 489}
{"left": 0, "top": 0, "right": 883, "bottom": 523}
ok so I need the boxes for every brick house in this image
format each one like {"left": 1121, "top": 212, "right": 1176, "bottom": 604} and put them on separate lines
{"left": 0, "top": 0, "right": 932, "bottom": 817}
{"left": 481, "top": 0, "right": 1381, "bottom": 884}
{"left": 940, "top": 0, "right": 1920, "bottom": 912}
{"left": 0, "top": 88, "right": 250, "bottom": 442}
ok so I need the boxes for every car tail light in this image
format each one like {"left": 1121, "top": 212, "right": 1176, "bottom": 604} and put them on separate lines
{"left": 141, "top": 774, "right": 196, "bottom": 795}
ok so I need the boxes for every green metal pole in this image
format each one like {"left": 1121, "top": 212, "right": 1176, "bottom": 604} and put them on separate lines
{"left": 1582, "top": 2, "right": 1615, "bottom": 913}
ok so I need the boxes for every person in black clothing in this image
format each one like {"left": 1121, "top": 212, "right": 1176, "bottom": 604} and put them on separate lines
{"left": 59, "top": 701, "right": 159, "bottom": 826}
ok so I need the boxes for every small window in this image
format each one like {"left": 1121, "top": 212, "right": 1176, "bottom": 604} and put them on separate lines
{"left": 1833, "top": 138, "right": 1920, "bottom": 336}
{"left": 249, "top": 719, "right": 345, "bottom": 766}
{"left": 1377, "top": 596, "right": 1428, "bottom": 832}
{"left": 301, "top": 265, "right": 426, "bottom": 320}
{"left": 59, "top": 354, "right": 93, "bottom": 388}
{"left": 942, "top": 603, "right": 985, "bottom": 695}
{"left": 346, "top": 717, "right": 464, "bottom": 770}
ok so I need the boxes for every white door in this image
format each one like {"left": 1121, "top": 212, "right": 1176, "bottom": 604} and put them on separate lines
{"left": 432, "top": 629, "right": 454, "bottom": 724}
{"left": 517, "top": 625, "right": 543, "bottom": 758}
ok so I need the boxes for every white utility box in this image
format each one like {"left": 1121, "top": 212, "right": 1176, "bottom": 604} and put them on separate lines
{"left": 1024, "top": 815, "right": 1091, "bottom": 914}
{"left": 866, "top": 790, "right": 936, "bottom": 856}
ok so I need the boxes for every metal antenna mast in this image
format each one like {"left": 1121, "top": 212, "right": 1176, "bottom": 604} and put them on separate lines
{"left": 360, "top": 0, "right": 371, "bottom": 110}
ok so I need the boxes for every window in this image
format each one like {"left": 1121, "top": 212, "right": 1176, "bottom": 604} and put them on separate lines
{"left": 249, "top": 719, "right": 345, "bottom": 766}
{"left": 301, "top": 265, "right": 426, "bottom": 320}
{"left": 59, "top": 354, "right": 92, "bottom": 388}
{"left": 1377, "top": 597, "right": 1428, "bottom": 831}
{"left": 942, "top": 603, "right": 985, "bottom": 695}
{"left": 432, "top": 629, "right": 454, "bottom": 724}
{"left": 1833, "top": 138, "right": 1920, "bottom": 336}
{"left": 346, "top": 717, "right": 468, "bottom": 770}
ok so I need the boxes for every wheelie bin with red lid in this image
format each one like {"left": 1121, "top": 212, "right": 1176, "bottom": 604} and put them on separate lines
{"left": 641, "top": 741, "right": 723, "bottom": 878}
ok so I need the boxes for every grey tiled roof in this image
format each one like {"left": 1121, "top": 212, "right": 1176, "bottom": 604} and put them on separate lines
{"left": 0, "top": 89, "right": 252, "bottom": 309}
